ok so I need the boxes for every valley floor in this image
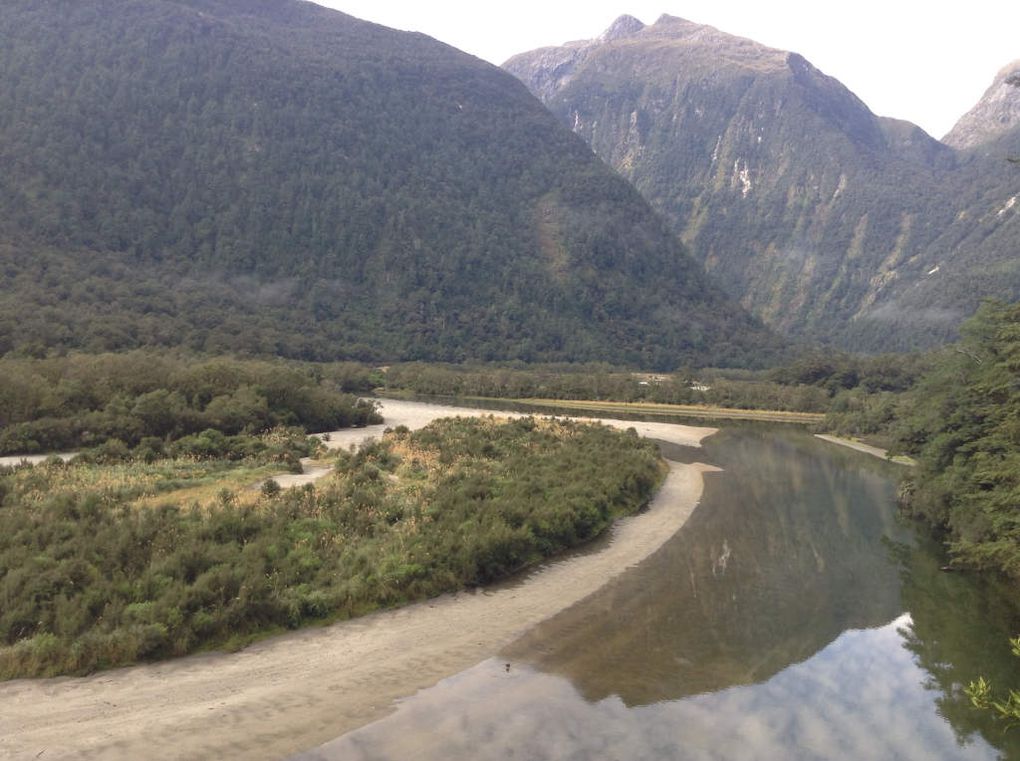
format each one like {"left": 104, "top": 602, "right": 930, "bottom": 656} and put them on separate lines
{"left": 0, "top": 400, "right": 718, "bottom": 761}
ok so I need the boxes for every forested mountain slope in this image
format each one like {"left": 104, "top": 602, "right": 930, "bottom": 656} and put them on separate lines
{"left": 505, "top": 15, "right": 1020, "bottom": 352}
{"left": 0, "top": 0, "right": 779, "bottom": 369}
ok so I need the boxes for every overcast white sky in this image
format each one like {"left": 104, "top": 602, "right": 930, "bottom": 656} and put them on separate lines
{"left": 317, "top": 1, "right": 1019, "bottom": 139}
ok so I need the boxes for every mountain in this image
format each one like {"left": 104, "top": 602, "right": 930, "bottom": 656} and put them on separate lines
{"left": 505, "top": 16, "right": 1020, "bottom": 351}
{"left": 0, "top": 0, "right": 780, "bottom": 369}
{"left": 944, "top": 61, "right": 1020, "bottom": 150}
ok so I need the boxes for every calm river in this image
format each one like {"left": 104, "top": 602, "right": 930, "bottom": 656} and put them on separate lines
{"left": 293, "top": 420, "right": 1020, "bottom": 760}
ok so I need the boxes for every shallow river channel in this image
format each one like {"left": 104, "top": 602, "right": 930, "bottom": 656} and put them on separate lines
{"left": 294, "top": 414, "right": 1020, "bottom": 761}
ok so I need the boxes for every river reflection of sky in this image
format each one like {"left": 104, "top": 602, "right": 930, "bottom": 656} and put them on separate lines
{"left": 294, "top": 614, "right": 996, "bottom": 761}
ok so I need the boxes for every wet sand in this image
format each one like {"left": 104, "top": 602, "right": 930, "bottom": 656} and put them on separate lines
{"left": 0, "top": 400, "right": 718, "bottom": 761}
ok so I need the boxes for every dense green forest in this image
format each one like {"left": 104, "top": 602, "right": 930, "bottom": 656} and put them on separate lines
{"left": 382, "top": 352, "right": 930, "bottom": 414}
{"left": 892, "top": 301, "right": 1020, "bottom": 578}
{"left": 0, "top": 352, "right": 380, "bottom": 455}
{"left": 0, "top": 0, "right": 780, "bottom": 368}
{"left": 0, "top": 416, "right": 663, "bottom": 678}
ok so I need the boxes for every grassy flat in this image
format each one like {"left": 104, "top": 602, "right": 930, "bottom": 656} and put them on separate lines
{"left": 479, "top": 397, "right": 826, "bottom": 424}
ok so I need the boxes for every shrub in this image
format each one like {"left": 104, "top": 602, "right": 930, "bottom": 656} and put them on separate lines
{"left": 0, "top": 415, "right": 662, "bottom": 678}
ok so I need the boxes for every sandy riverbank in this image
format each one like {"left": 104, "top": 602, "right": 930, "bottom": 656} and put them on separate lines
{"left": 813, "top": 434, "right": 917, "bottom": 466}
{"left": 0, "top": 401, "right": 719, "bottom": 761}
{"left": 0, "top": 452, "right": 77, "bottom": 468}
{"left": 321, "top": 398, "right": 717, "bottom": 451}
{"left": 267, "top": 398, "right": 716, "bottom": 489}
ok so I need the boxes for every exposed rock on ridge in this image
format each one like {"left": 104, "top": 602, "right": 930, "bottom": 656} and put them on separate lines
{"left": 598, "top": 14, "right": 644, "bottom": 42}
{"left": 943, "top": 60, "right": 1020, "bottom": 150}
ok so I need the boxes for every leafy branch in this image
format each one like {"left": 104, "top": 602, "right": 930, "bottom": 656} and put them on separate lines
{"left": 966, "top": 637, "right": 1020, "bottom": 728}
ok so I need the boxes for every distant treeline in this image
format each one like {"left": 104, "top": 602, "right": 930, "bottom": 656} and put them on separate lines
{"left": 382, "top": 353, "right": 930, "bottom": 414}
{"left": 0, "top": 351, "right": 934, "bottom": 457}
{"left": 0, "top": 352, "right": 380, "bottom": 455}
{"left": 0, "top": 416, "right": 662, "bottom": 678}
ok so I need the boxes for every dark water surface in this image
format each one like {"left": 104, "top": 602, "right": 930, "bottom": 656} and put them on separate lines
{"left": 295, "top": 426, "right": 1020, "bottom": 760}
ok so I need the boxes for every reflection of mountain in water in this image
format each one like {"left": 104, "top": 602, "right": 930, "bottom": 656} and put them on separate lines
{"left": 505, "top": 428, "right": 913, "bottom": 705}
{"left": 300, "top": 427, "right": 1020, "bottom": 761}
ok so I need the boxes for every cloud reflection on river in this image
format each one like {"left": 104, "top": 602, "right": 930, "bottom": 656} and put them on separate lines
{"left": 296, "top": 614, "right": 996, "bottom": 761}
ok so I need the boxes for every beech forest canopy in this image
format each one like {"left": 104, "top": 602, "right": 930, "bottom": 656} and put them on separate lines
{"left": 0, "top": 0, "right": 780, "bottom": 369}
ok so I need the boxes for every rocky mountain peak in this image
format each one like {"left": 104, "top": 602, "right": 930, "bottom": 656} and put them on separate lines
{"left": 598, "top": 14, "right": 645, "bottom": 43}
{"left": 501, "top": 13, "right": 997, "bottom": 352}
{"left": 651, "top": 14, "right": 704, "bottom": 33}
{"left": 943, "top": 60, "right": 1020, "bottom": 149}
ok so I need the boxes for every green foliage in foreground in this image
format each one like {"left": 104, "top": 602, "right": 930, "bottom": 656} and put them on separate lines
{"left": 0, "top": 352, "right": 380, "bottom": 455}
{"left": 966, "top": 638, "right": 1020, "bottom": 729}
{"left": 967, "top": 675, "right": 1020, "bottom": 727}
{"left": 966, "top": 636, "right": 1020, "bottom": 730}
{"left": 894, "top": 301, "right": 1020, "bottom": 577}
{"left": 0, "top": 416, "right": 663, "bottom": 678}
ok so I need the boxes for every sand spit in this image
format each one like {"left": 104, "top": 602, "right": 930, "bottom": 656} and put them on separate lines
{"left": 0, "top": 400, "right": 719, "bottom": 761}
{"left": 319, "top": 398, "right": 717, "bottom": 452}
{"left": 813, "top": 434, "right": 917, "bottom": 466}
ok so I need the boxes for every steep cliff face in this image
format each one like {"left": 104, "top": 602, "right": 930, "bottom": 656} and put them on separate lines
{"left": 506, "top": 16, "right": 1019, "bottom": 351}
{"left": 944, "top": 61, "right": 1020, "bottom": 150}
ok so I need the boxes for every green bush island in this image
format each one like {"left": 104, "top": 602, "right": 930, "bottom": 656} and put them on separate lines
{"left": 0, "top": 416, "right": 663, "bottom": 678}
